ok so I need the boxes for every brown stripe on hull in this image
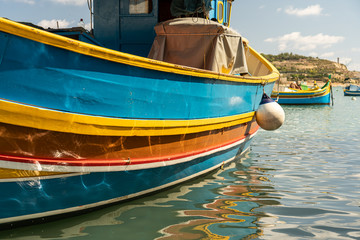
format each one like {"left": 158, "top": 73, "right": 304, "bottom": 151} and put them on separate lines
{"left": 0, "top": 119, "right": 258, "bottom": 161}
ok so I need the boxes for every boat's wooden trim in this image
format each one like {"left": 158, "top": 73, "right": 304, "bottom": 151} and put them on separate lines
{"left": 0, "top": 17, "right": 279, "bottom": 84}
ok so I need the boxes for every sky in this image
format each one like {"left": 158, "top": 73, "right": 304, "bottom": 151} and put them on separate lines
{"left": 1, "top": 0, "right": 360, "bottom": 71}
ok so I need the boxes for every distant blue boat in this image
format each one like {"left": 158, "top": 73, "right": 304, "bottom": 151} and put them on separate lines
{"left": 344, "top": 84, "right": 360, "bottom": 96}
{"left": 0, "top": 0, "right": 280, "bottom": 227}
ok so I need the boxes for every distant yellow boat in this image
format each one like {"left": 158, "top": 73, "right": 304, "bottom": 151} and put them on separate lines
{"left": 271, "top": 81, "right": 332, "bottom": 105}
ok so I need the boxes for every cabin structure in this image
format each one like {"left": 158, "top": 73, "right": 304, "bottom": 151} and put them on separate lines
{"left": 93, "top": 0, "right": 234, "bottom": 57}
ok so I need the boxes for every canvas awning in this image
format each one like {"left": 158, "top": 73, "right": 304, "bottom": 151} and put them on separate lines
{"left": 148, "top": 18, "right": 248, "bottom": 75}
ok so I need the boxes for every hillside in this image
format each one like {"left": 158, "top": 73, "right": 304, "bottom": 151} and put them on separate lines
{"left": 261, "top": 53, "right": 360, "bottom": 84}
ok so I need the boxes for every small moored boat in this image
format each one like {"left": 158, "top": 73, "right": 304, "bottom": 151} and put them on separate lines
{"left": 271, "top": 81, "right": 332, "bottom": 105}
{"left": 344, "top": 84, "right": 360, "bottom": 96}
{"left": 0, "top": 0, "right": 280, "bottom": 227}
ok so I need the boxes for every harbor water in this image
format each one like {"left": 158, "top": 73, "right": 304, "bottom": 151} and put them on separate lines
{"left": 0, "top": 86, "right": 359, "bottom": 239}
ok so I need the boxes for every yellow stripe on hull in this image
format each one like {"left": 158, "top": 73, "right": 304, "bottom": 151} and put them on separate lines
{"left": 0, "top": 99, "right": 255, "bottom": 136}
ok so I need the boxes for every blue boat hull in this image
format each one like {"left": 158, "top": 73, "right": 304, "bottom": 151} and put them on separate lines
{"left": 0, "top": 30, "right": 270, "bottom": 119}
{"left": 0, "top": 137, "right": 254, "bottom": 225}
{"left": 0, "top": 17, "right": 279, "bottom": 226}
{"left": 344, "top": 85, "right": 360, "bottom": 96}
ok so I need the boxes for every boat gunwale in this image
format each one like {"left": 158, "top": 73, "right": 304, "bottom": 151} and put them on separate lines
{"left": 0, "top": 17, "right": 279, "bottom": 84}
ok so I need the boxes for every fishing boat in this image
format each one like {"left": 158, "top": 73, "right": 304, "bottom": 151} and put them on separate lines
{"left": 271, "top": 81, "right": 332, "bottom": 105}
{"left": 343, "top": 84, "right": 360, "bottom": 96}
{"left": 0, "top": 0, "right": 280, "bottom": 227}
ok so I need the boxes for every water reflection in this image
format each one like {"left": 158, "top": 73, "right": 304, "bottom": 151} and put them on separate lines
{"left": 157, "top": 154, "right": 281, "bottom": 240}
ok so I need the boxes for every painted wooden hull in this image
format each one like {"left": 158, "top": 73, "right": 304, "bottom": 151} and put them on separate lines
{"left": 344, "top": 90, "right": 360, "bottom": 96}
{"left": 271, "top": 81, "right": 332, "bottom": 105}
{"left": 0, "top": 18, "right": 278, "bottom": 227}
{"left": 344, "top": 85, "right": 360, "bottom": 96}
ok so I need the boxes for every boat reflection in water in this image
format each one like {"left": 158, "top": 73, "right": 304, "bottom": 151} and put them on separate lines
{"left": 157, "top": 153, "right": 281, "bottom": 240}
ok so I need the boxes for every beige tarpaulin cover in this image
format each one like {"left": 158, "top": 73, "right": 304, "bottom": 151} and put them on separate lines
{"left": 148, "top": 18, "right": 248, "bottom": 75}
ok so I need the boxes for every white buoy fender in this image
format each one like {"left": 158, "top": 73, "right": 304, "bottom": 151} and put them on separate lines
{"left": 255, "top": 93, "right": 285, "bottom": 131}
